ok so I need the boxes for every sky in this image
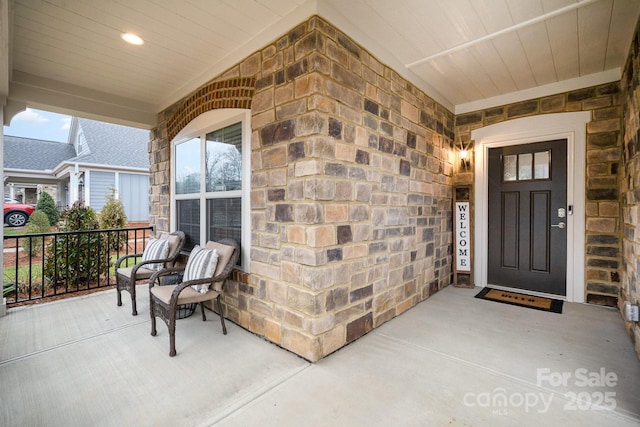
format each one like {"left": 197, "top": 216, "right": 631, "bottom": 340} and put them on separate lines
{"left": 3, "top": 108, "right": 71, "bottom": 143}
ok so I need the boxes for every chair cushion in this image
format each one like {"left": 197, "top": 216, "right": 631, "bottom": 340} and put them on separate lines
{"left": 141, "top": 238, "right": 169, "bottom": 271}
{"left": 151, "top": 284, "right": 219, "bottom": 305}
{"left": 116, "top": 266, "right": 155, "bottom": 280}
{"left": 163, "top": 233, "right": 181, "bottom": 267}
{"left": 183, "top": 245, "right": 219, "bottom": 293}
{"left": 204, "top": 241, "right": 236, "bottom": 292}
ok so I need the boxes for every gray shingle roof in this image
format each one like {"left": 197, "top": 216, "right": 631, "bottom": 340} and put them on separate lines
{"left": 70, "top": 118, "right": 150, "bottom": 169}
{"left": 4, "top": 136, "right": 77, "bottom": 170}
{"left": 4, "top": 118, "right": 150, "bottom": 171}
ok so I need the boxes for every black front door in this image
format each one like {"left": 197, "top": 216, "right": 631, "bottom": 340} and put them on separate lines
{"left": 488, "top": 139, "right": 567, "bottom": 296}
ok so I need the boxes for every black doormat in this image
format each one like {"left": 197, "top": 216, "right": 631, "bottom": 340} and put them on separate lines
{"left": 475, "top": 287, "right": 563, "bottom": 313}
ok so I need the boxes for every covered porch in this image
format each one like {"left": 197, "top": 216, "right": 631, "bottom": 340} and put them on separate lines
{"left": 1, "top": 285, "right": 638, "bottom": 426}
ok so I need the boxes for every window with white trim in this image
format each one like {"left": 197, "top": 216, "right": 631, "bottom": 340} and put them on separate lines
{"left": 172, "top": 109, "right": 250, "bottom": 270}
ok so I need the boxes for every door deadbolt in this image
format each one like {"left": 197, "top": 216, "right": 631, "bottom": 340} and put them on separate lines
{"left": 551, "top": 222, "right": 566, "bottom": 229}
{"left": 558, "top": 208, "right": 566, "bottom": 218}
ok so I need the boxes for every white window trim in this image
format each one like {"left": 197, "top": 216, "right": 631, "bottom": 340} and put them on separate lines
{"left": 170, "top": 109, "right": 251, "bottom": 272}
{"left": 471, "top": 111, "right": 590, "bottom": 303}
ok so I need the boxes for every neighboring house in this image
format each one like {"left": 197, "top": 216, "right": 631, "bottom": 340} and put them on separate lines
{"left": 4, "top": 117, "right": 150, "bottom": 221}
{"left": 4, "top": 136, "right": 76, "bottom": 205}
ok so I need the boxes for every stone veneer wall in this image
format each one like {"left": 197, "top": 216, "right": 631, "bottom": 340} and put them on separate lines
{"left": 454, "top": 82, "right": 623, "bottom": 306}
{"left": 620, "top": 19, "right": 640, "bottom": 359}
{"left": 149, "top": 16, "right": 454, "bottom": 361}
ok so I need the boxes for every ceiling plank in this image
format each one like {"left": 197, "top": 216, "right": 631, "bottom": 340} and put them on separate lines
{"left": 449, "top": 48, "right": 501, "bottom": 99}
{"left": 415, "top": 63, "right": 471, "bottom": 105}
{"left": 220, "top": 0, "right": 283, "bottom": 26}
{"left": 327, "top": 0, "right": 424, "bottom": 64}
{"left": 469, "top": 41, "right": 519, "bottom": 95}
{"left": 506, "top": 0, "right": 545, "bottom": 23}
{"left": 605, "top": 0, "right": 640, "bottom": 69}
{"left": 491, "top": 32, "right": 538, "bottom": 91}
{"left": 255, "top": 0, "right": 308, "bottom": 16}
{"left": 544, "top": 7, "right": 580, "bottom": 81}
{"left": 578, "top": 0, "right": 614, "bottom": 75}
{"left": 471, "top": 0, "right": 513, "bottom": 33}
{"left": 361, "top": 0, "right": 435, "bottom": 63}
{"left": 517, "top": 21, "right": 558, "bottom": 85}
{"left": 435, "top": 0, "right": 492, "bottom": 42}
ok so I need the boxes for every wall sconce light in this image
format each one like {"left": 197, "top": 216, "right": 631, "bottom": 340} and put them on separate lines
{"left": 458, "top": 144, "right": 472, "bottom": 171}
{"left": 459, "top": 149, "right": 469, "bottom": 168}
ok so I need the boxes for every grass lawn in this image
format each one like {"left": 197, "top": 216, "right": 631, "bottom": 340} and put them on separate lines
{"left": 3, "top": 254, "right": 139, "bottom": 298}
{"left": 3, "top": 226, "right": 28, "bottom": 236}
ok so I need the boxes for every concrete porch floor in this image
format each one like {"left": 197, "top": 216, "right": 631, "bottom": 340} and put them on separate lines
{"left": 0, "top": 285, "right": 638, "bottom": 426}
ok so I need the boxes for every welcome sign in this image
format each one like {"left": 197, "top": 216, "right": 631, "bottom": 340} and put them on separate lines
{"left": 455, "top": 202, "right": 470, "bottom": 272}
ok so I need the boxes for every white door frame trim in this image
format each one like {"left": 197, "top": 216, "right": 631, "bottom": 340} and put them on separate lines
{"left": 471, "top": 112, "right": 591, "bottom": 303}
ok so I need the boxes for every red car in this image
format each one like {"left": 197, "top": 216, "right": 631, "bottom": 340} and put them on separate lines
{"left": 4, "top": 201, "right": 36, "bottom": 227}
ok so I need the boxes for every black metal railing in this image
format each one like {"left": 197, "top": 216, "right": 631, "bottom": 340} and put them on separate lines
{"left": 3, "top": 226, "right": 153, "bottom": 305}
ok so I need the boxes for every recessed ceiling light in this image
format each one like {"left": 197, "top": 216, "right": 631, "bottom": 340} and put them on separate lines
{"left": 121, "top": 33, "right": 144, "bottom": 46}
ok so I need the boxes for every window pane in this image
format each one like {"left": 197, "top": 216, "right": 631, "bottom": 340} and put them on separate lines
{"left": 207, "top": 198, "right": 242, "bottom": 265}
{"left": 177, "top": 199, "right": 200, "bottom": 250}
{"left": 176, "top": 138, "right": 201, "bottom": 194}
{"left": 518, "top": 153, "right": 532, "bottom": 180}
{"left": 503, "top": 155, "right": 517, "bottom": 181}
{"left": 534, "top": 151, "right": 550, "bottom": 179}
{"left": 206, "top": 122, "right": 242, "bottom": 192}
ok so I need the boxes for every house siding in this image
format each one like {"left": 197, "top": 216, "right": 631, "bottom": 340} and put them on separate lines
{"left": 150, "top": 16, "right": 454, "bottom": 361}
{"left": 87, "top": 171, "right": 115, "bottom": 212}
{"left": 119, "top": 173, "right": 149, "bottom": 222}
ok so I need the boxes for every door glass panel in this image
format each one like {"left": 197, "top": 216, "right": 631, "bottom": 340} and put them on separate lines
{"left": 534, "top": 151, "right": 550, "bottom": 179}
{"left": 518, "top": 153, "right": 532, "bottom": 180}
{"left": 503, "top": 150, "right": 551, "bottom": 182}
{"left": 503, "top": 155, "right": 517, "bottom": 181}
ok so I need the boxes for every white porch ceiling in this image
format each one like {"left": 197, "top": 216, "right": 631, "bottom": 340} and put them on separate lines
{"left": 2, "top": 0, "right": 639, "bottom": 128}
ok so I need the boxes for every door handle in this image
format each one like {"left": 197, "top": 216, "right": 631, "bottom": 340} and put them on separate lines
{"left": 551, "top": 222, "right": 566, "bottom": 229}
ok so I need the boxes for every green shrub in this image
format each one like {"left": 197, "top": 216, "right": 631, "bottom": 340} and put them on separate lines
{"left": 44, "top": 201, "right": 109, "bottom": 286}
{"left": 21, "top": 211, "right": 51, "bottom": 256}
{"left": 98, "top": 190, "right": 129, "bottom": 252}
{"left": 36, "top": 191, "right": 60, "bottom": 226}
{"left": 60, "top": 200, "right": 99, "bottom": 231}
{"left": 27, "top": 210, "right": 50, "bottom": 230}
{"left": 98, "top": 189, "right": 128, "bottom": 228}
